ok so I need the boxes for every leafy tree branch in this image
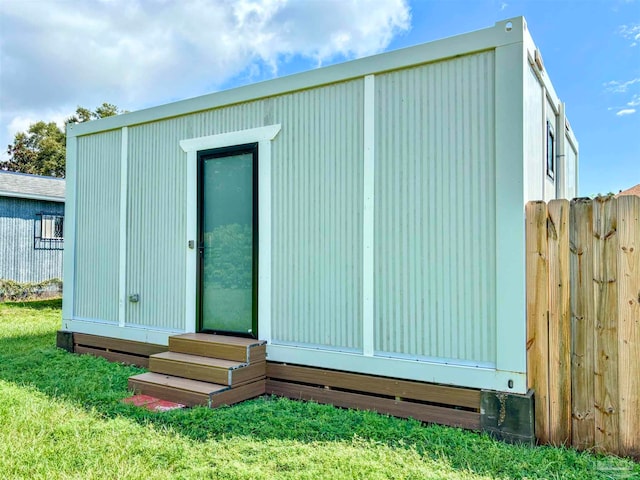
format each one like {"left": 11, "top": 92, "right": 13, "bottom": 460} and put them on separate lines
{"left": 2, "top": 103, "right": 124, "bottom": 178}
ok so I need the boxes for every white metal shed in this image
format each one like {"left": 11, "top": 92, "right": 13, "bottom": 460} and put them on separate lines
{"left": 62, "top": 17, "right": 578, "bottom": 396}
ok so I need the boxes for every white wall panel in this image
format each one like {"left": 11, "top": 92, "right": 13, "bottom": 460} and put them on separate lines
{"left": 269, "top": 81, "right": 364, "bottom": 350}
{"left": 125, "top": 119, "right": 189, "bottom": 330}
{"left": 524, "top": 66, "right": 544, "bottom": 202}
{"left": 374, "top": 52, "right": 497, "bottom": 364}
{"left": 566, "top": 139, "right": 578, "bottom": 198}
{"left": 74, "top": 131, "right": 121, "bottom": 321}
{"left": 190, "top": 83, "right": 363, "bottom": 349}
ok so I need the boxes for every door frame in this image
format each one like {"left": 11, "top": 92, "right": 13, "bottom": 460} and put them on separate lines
{"left": 196, "top": 143, "right": 259, "bottom": 337}
{"left": 180, "top": 125, "right": 281, "bottom": 341}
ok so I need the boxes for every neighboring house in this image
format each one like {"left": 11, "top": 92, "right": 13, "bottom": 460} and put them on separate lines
{"left": 0, "top": 171, "right": 65, "bottom": 289}
{"left": 60, "top": 18, "right": 578, "bottom": 435}
{"left": 617, "top": 183, "right": 640, "bottom": 197}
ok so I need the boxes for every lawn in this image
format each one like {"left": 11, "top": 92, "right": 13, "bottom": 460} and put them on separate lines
{"left": 0, "top": 300, "right": 637, "bottom": 479}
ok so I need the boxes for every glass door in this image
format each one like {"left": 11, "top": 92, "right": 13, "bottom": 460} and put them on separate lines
{"left": 198, "top": 144, "right": 257, "bottom": 337}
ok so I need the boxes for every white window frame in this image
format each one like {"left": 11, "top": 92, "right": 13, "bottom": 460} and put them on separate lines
{"left": 35, "top": 212, "right": 64, "bottom": 250}
{"left": 546, "top": 120, "right": 555, "bottom": 181}
{"left": 40, "top": 214, "right": 64, "bottom": 240}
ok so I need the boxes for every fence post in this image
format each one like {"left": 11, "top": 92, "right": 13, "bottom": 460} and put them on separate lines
{"left": 570, "top": 198, "right": 596, "bottom": 449}
{"left": 593, "top": 196, "right": 620, "bottom": 453}
{"left": 616, "top": 195, "right": 640, "bottom": 459}
{"left": 526, "top": 201, "right": 549, "bottom": 444}
{"left": 547, "top": 199, "right": 571, "bottom": 445}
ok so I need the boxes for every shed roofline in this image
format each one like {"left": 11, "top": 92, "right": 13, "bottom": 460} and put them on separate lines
{"left": 68, "top": 17, "right": 528, "bottom": 138}
{"left": 0, "top": 190, "right": 65, "bottom": 203}
{"left": 0, "top": 170, "right": 65, "bottom": 182}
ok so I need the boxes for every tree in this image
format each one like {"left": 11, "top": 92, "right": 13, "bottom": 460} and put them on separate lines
{"left": 6, "top": 122, "right": 66, "bottom": 177}
{"left": 2, "top": 103, "right": 124, "bottom": 178}
{"left": 66, "top": 102, "right": 121, "bottom": 124}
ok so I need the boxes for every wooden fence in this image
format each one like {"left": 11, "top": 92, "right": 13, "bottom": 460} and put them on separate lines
{"left": 526, "top": 196, "right": 639, "bottom": 459}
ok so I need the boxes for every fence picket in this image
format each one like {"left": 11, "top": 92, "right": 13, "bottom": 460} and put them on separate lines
{"left": 526, "top": 201, "right": 550, "bottom": 444}
{"left": 592, "top": 196, "right": 619, "bottom": 453}
{"left": 527, "top": 197, "right": 640, "bottom": 458}
{"left": 547, "top": 199, "right": 571, "bottom": 445}
{"left": 616, "top": 195, "right": 640, "bottom": 459}
{"left": 569, "top": 198, "right": 596, "bottom": 449}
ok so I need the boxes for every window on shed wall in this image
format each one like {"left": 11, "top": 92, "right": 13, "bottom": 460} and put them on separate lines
{"left": 34, "top": 213, "right": 64, "bottom": 250}
{"left": 546, "top": 120, "right": 555, "bottom": 180}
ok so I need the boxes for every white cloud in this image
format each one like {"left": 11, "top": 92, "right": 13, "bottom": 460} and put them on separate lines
{"left": 604, "top": 77, "right": 640, "bottom": 117}
{"left": 618, "top": 23, "right": 640, "bottom": 46}
{"left": 0, "top": 0, "right": 410, "bottom": 110}
{"left": 628, "top": 93, "right": 640, "bottom": 106}
{"left": 604, "top": 77, "right": 640, "bottom": 93}
{"left": 5, "top": 111, "right": 69, "bottom": 143}
{"left": 0, "top": 0, "right": 411, "bottom": 159}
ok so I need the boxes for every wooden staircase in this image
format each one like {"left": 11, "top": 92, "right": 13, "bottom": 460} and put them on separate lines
{"left": 128, "top": 333, "right": 266, "bottom": 408}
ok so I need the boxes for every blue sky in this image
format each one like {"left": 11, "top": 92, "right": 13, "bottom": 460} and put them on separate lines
{"left": 1, "top": 0, "right": 638, "bottom": 195}
{"left": 400, "top": 0, "right": 639, "bottom": 196}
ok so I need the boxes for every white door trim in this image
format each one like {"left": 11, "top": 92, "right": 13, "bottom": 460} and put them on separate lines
{"left": 179, "top": 125, "right": 282, "bottom": 340}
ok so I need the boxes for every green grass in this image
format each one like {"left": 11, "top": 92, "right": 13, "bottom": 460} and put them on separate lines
{"left": 0, "top": 300, "right": 637, "bottom": 479}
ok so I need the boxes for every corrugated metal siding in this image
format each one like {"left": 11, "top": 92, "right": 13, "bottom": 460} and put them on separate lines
{"left": 191, "top": 100, "right": 265, "bottom": 137}
{"left": 75, "top": 131, "right": 120, "bottom": 321}
{"left": 191, "top": 82, "right": 363, "bottom": 349}
{"left": 0, "top": 197, "right": 64, "bottom": 283}
{"left": 126, "top": 118, "right": 189, "bottom": 330}
{"left": 374, "top": 52, "right": 497, "bottom": 364}
{"left": 270, "top": 81, "right": 364, "bottom": 350}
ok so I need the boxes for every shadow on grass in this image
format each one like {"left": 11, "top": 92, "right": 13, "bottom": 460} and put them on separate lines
{"left": 0, "top": 301, "right": 637, "bottom": 479}
{"left": 1, "top": 298, "right": 62, "bottom": 310}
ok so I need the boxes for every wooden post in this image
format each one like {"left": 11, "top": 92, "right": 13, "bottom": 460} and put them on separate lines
{"left": 547, "top": 199, "right": 571, "bottom": 445}
{"left": 616, "top": 195, "right": 640, "bottom": 459}
{"left": 570, "top": 198, "right": 595, "bottom": 449}
{"left": 592, "top": 196, "right": 619, "bottom": 453}
{"left": 526, "top": 201, "right": 549, "bottom": 444}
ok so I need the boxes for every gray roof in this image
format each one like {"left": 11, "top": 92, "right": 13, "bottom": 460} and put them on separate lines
{"left": 0, "top": 171, "right": 65, "bottom": 202}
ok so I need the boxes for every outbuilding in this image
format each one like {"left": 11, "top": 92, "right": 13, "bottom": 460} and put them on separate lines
{"left": 60, "top": 17, "right": 578, "bottom": 438}
{"left": 0, "top": 171, "right": 65, "bottom": 298}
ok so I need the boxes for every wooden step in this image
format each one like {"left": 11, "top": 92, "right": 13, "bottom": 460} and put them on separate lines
{"left": 128, "top": 372, "right": 228, "bottom": 407}
{"left": 128, "top": 372, "right": 266, "bottom": 408}
{"left": 169, "top": 333, "right": 266, "bottom": 363}
{"left": 149, "top": 351, "right": 266, "bottom": 386}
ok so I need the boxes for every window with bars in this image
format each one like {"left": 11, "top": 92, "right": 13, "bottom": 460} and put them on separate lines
{"left": 34, "top": 213, "right": 64, "bottom": 250}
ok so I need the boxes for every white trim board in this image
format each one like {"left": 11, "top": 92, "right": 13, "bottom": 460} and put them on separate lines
{"left": 494, "top": 41, "right": 527, "bottom": 376}
{"left": 63, "top": 319, "right": 180, "bottom": 346}
{"left": 118, "top": 127, "right": 128, "bottom": 327}
{"left": 62, "top": 317, "right": 526, "bottom": 392}
{"left": 0, "top": 191, "right": 64, "bottom": 203}
{"left": 179, "top": 125, "right": 282, "bottom": 153}
{"left": 267, "top": 344, "right": 527, "bottom": 393}
{"left": 62, "top": 136, "right": 78, "bottom": 320}
{"left": 179, "top": 125, "right": 282, "bottom": 340}
{"left": 362, "top": 74, "right": 375, "bottom": 357}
